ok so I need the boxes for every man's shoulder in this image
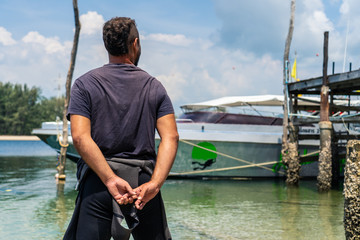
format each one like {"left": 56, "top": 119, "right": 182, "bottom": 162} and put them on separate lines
{"left": 73, "top": 66, "right": 106, "bottom": 87}
{"left": 131, "top": 66, "right": 164, "bottom": 87}
{"left": 132, "top": 65, "right": 154, "bottom": 78}
{"left": 75, "top": 64, "right": 162, "bottom": 87}
{"left": 79, "top": 66, "right": 105, "bottom": 79}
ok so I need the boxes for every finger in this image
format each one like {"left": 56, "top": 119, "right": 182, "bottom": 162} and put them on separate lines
{"left": 135, "top": 196, "right": 147, "bottom": 210}
{"left": 117, "top": 194, "right": 136, "bottom": 205}
{"left": 113, "top": 194, "right": 122, "bottom": 201}
{"left": 130, "top": 191, "right": 138, "bottom": 198}
{"left": 134, "top": 185, "right": 147, "bottom": 209}
{"left": 131, "top": 187, "right": 141, "bottom": 200}
{"left": 135, "top": 198, "right": 141, "bottom": 209}
{"left": 108, "top": 186, "right": 122, "bottom": 200}
{"left": 134, "top": 186, "right": 142, "bottom": 195}
{"left": 125, "top": 185, "right": 137, "bottom": 196}
{"left": 136, "top": 200, "right": 146, "bottom": 210}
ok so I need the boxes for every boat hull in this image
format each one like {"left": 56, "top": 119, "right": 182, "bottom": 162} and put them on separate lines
{"left": 170, "top": 139, "right": 319, "bottom": 178}
{"left": 32, "top": 122, "right": 325, "bottom": 178}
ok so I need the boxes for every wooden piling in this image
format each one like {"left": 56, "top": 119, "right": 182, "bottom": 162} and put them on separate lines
{"left": 285, "top": 122, "right": 300, "bottom": 185}
{"left": 281, "top": 0, "right": 296, "bottom": 185}
{"left": 344, "top": 140, "right": 360, "bottom": 239}
{"left": 57, "top": 0, "right": 81, "bottom": 181}
{"left": 320, "top": 31, "right": 329, "bottom": 123}
{"left": 317, "top": 31, "right": 333, "bottom": 192}
{"left": 317, "top": 121, "right": 333, "bottom": 191}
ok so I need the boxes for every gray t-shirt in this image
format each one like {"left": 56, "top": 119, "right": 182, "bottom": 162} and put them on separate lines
{"left": 67, "top": 63, "right": 174, "bottom": 162}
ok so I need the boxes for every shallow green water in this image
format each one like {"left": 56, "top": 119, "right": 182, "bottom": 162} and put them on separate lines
{"left": 0, "top": 141, "right": 345, "bottom": 240}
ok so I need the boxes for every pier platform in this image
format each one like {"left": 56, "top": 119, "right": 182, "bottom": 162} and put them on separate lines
{"left": 0, "top": 135, "right": 40, "bottom": 141}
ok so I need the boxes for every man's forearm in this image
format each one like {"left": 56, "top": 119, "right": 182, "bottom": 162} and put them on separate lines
{"left": 73, "top": 135, "right": 116, "bottom": 184}
{"left": 150, "top": 114, "right": 179, "bottom": 189}
{"left": 150, "top": 135, "right": 178, "bottom": 188}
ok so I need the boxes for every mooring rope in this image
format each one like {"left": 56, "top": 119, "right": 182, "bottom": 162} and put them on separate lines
{"left": 342, "top": 117, "right": 352, "bottom": 134}
{"left": 56, "top": 119, "right": 69, "bottom": 148}
{"left": 58, "top": 134, "right": 69, "bottom": 148}
{"left": 300, "top": 150, "right": 320, "bottom": 157}
{"left": 179, "top": 139, "right": 285, "bottom": 175}
{"left": 171, "top": 160, "right": 281, "bottom": 175}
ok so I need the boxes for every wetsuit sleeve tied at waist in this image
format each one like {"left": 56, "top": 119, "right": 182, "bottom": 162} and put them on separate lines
{"left": 64, "top": 158, "right": 157, "bottom": 240}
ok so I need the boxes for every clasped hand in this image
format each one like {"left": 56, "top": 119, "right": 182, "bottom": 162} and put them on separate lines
{"left": 105, "top": 176, "right": 159, "bottom": 210}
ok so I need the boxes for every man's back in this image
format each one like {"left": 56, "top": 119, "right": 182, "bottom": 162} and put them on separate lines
{"left": 68, "top": 63, "right": 173, "bottom": 160}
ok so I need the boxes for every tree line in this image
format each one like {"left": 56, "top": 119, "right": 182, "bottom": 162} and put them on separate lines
{"left": 0, "top": 82, "right": 65, "bottom": 135}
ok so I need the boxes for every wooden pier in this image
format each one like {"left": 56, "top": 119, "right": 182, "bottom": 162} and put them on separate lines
{"left": 283, "top": 31, "right": 360, "bottom": 191}
{"left": 0, "top": 135, "right": 40, "bottom": 141}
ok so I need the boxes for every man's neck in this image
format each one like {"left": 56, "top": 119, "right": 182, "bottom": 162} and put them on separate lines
{"left": 108, "top": 54, "right": 134, "bottom": 65}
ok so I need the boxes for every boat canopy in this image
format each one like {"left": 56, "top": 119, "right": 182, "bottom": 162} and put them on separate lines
{"left": 180, "top": 94, "right": 348, "bottom": 112}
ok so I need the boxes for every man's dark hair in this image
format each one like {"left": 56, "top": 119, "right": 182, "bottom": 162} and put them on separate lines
{"left": 103, "top": 17, "right": 139, "bottom": 56}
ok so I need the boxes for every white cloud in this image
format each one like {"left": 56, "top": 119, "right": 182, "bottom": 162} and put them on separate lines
{"left": 339, "top": 0, "right": 360, "bottom": 17}
{"left": 289, "top": 0, "right": 338, "bottom": 79}
{"left": 0, "top": 27, "right": 16, "bottom": 46}
{"left": 297, "top": 0, "right": 334, "bottom": 38}
{"left": 212, "top": 0, "right": 287, "bottom": 56}
{"left": 2, "top": 1, "right": 360, "bottom": 112}
{"left": 340, "top": 0, "right": 350, "bottom": 14}
{"left": 156, "top": 72, "right": 187, "bottom": 101}
{"left": 143, "top": 33, "right": 192, "bottom": 46}
{"left": 303, "top": 0, "right": 324, "bottom": 10}
{"left": 307, "top": 10, "right": 334, "bottom": 34}
{"left": 140, "top": 35, "right": 283, "bottom": 112}
{"left": 22, "top": 31, "right": 68, "bottom": 54}
{"left": 0, "top": 30, "right": 74, "bottom": 98}
{"left": 0, "top": 12, "right": 104, "bottom": 99}
{"left": 80, "top": 11, "right": 105, "bottom": 36}
{"left": 339, "top": 0, "right": 360, "bottom": 53}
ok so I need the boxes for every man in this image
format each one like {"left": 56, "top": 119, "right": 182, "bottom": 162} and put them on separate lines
{"left": 63, "top": 17, "right": 179, "bottom": 240}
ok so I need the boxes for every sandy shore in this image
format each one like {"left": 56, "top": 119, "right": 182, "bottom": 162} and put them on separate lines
{"left": 0, "top": 135, "right": 40, "bottom": 141}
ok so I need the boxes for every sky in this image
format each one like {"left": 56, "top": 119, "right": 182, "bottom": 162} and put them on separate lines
{"left": 1, "top": 0, "right": 360, "bottom": 114}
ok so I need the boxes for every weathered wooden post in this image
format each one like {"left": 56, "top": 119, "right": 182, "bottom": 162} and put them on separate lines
{"left": 56, "top": 0, "right": 81, "bottom": 181}
{"left": 317, "top": 31, "right": 333, "bottom": 192}
{"left": 286, "top": 122, "right": 300, "bottom": 184}
{"left": 282, "top": 0, "right": 299, "bottom": 185}
{"left": 344, "top": 140, "right": 360, "bottom": 239}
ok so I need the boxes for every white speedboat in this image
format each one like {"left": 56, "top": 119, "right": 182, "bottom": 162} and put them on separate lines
{"left": 33, "top": 95, "right": 346, "bottom": 179}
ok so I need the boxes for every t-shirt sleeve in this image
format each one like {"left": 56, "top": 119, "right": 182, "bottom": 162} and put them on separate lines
{"left": 66, "top": 79, "right": 91, "bottom": 121}
{"left": 156, "top": 82, "right": 174, "bottom": 119}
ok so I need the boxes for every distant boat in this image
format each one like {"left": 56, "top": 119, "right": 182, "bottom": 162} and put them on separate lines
{"left": 32, "top": 95, "right": 352, "bottom": 179}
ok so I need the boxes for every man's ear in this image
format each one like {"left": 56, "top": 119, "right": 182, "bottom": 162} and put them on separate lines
{"left": 133, "top": 38, "right": 139, "bottom": 51}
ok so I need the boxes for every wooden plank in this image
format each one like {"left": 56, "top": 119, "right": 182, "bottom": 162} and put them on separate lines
{"left": 293, "top": 116, "right": 360, "bottom": 124}
{"left": 0, "top": 135, "right": 40, "bottom": 141}
{"left": 294, "top": 105, "right": 360, "bottom": 112}
{"left": 288, "top": 69, "right": 360, "bottom": 92}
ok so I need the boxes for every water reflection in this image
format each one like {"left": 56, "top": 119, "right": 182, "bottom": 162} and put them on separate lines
{"left": 0, "top": 155, "right": 77, "bottom": 240}
{"left": 0, "top": 154, "right": 345, "bottom": 240}
{"left": 33, "top": 182, "right": 77, "bottom": 239}
{"left": 276, "top": 183, "right": 344, "bottom": 240}
{"left": 318, "top": 191, "right": 344, "bottom": 240}
{"left": 162, "top": 180, "right": 345, "bottom": 240}
{"left": 280, "top": 185, "right": 301, "bottom": 239}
